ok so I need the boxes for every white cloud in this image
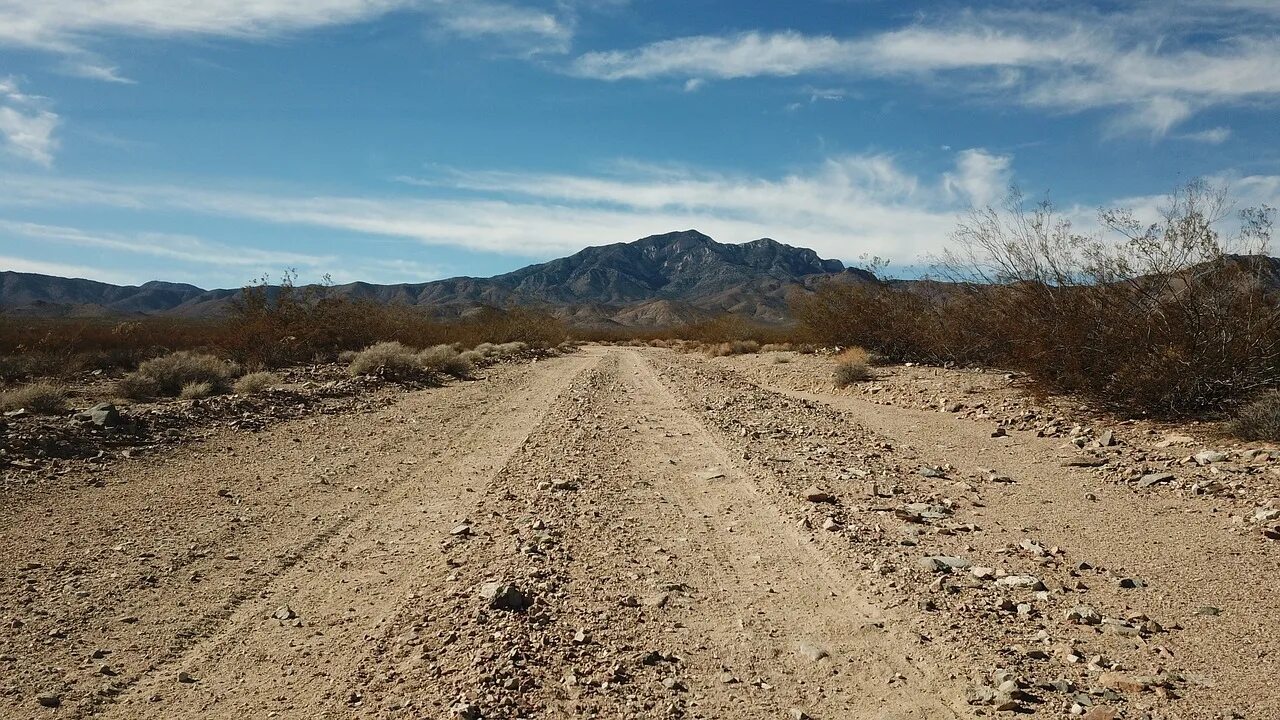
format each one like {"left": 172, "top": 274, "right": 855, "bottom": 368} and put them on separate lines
{"left": 570, "top": 5, "right": 1280, "bottom": 137}
{"left": 0, "top": 150, "right": 1014, "bottom": 264}
{"left": 0, "top": 1, "right": 580, "bottom": 77}
{"left": 0, "top": 0, "right": 418, "bottom": 52}
{"left": 1178, "top": 126, "right": 1232, "bottom": 145}
{"left": 0, "top": 254, "right": 138, "bottom": 284}
{"left": 943, "top": 149, "right": 1012, "bottom": 208}
{"left": 0, "top": 219, "right": 448, "bottom": 285}
{"left": 0, "top": 78, "right": 59, "bottom": 166}
{"left": 431, "top": 1, "right": 572, "bottom": 55}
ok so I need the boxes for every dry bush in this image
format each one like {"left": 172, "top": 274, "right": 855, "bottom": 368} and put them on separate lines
{"left": 760, "top": 343, "right": 792, "bottom": 352}
{"left": 772, "top": 354, "right": 792, "bottom": 364}
{"left": 833, "top": 357, "right": 873, "bottom": 387}
{"left": 347, "top": 342, "right": 424, "bottom": 379}
{"left": 1228, "top": 392, "right": 1280, "bottom": 441}
{"left": 234, "top": 371, "right": 282, "bottom": 395}
{"left": 797, "top": 180, "right": 1279, "bottom": 415}
{"left": 0, "top": 381, "right": 68, "bottom": 414}
{"left": 119, "top": 351, "right": 239, "bottom": 399}
{"left": 458, "top": 349, "right": 485, "bottom": 366}
{"left": 418, "top": 345, "right": 472, "bottom": 378}
{"left": 180, "top": 381, "right": 214, "bottom": 399}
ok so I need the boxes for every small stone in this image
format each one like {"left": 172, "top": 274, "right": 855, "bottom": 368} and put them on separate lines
{"left": 1137, "top": 472, "right": 1175, "bottom": 488}
{"left": 1097, "top": 430, "right": 1115, "bottom": 447}
{"left": 789, "top": 709, "right": 812, "bottom": 720}
{"left": 918, "top": 555, "right": 970, "bottom": 572}
{"left": 796, "top": 640, "right": 829, "bottom": 662}
{"left": 37, "top": 694, "right": 60, "bottom": 708}
{"left": 479, "top": 582, "right": 530, "bottom": 611}
{"left": 1082, "top": 707, "right": 1118, "bottom": 720}
{"left": 802, "top": 486, "right": 834, "bottom": 503}
{"left": 995, "top": 574, "right": 1044, "bottom": 590}
{"left": 273, "top": 606, "right": 297, "bottom": 621}
{"left": 1194, "top": 450, "right": 1228, "bottom": 465}
{"left": 572, "top": 628, "right": 590, "bottom": 644}
{"left": 1066, "top": 605, "right": 1102, "bottom": 625}
{"left": 451, "top": 702, "right": 481, "bottom": 719}
{"left": 1196, "top": 606, "right": 1221, "bottom": 616}
{"left": 449, "top": 523, "right": 472, "bottom": 536}
{"left": 822, "top": 516, "right": 841, "bottom": 531}
{"left": 177, "top": 671, "right": 197, "bottom": 683}
{"left": 1117, "top": 577, "right": 1145, "bottom": 589}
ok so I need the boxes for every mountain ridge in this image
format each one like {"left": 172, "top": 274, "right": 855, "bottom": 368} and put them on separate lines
{"left": 0, "top": 230, "right": 874, "bottom": 326}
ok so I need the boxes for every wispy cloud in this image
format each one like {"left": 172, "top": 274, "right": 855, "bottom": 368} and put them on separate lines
{"left": 0, "top": 219, "right": 448, "bottom": 285}
{"left": 0, "top": 1, "right": 580, "bottom": 78}
{"left": 1178, "top": 126, "right": 1233, "bottom": 145}
{"left": 0, "top": 149, "right": 1018, "bottom": 263}
{"left": 570, "top": 4, "right": 1280, "bottom": 137}
{"left": 0, "top": 77, "right": 59, "bottom": 166}
{"left": 430, "top": 1, "right": 573, "bottom": 55}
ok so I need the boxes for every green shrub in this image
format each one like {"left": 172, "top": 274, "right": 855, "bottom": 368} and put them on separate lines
{"left": 0, "top": 381, "right": 68, "bottom": 414}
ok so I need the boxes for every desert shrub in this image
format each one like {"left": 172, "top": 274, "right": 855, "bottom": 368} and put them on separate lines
{"left": 347, "top": 342, "right": 424, "bottom": 378}
{"left": 833, "top": 357, "right": 873, "bottom": 387}
{"left": 234, "top": 371, "right": 282, "bottom": 395}
{"left": 337, "top": 350, "right": 359, "bottom": 363}
{"left": 761, "top": 343, "right": 792, "bottom": 352}
{"left": 458, "top": 349, "right": 485, "bottom": 366}
{"left": 180, "top": 381, "right": 213, "bottom": 399}
{"left": 418, "top": 345, "right": 472, "bottom": 378}
{"left": 119, "top": 351, "right": 239, "bottom": 398}
{"left": 0, "top": 381, "right": 68, "bottom": 414}
{"left": 772, "top": 354, "right": 792, "bottom": 364}
{"left": 115, "top": 373, "right": 159, "bottom": 400}
{"left": 494, "top": 341, "right": 529, "bottom": 356}
{"left": 1228, "top": 392, "right": 1280, "bottom": 441}
{"left": 797, "top": 180, "right": 1280, "bottom": 415}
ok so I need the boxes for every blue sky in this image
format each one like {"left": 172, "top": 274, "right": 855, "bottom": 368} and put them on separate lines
{"left": 0, "top": 0, "right": 1278, "bottom": 288}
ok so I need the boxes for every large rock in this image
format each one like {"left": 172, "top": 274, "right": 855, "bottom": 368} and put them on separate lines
{"left": 74, "top": 403, "right": 120, "bottom": 428}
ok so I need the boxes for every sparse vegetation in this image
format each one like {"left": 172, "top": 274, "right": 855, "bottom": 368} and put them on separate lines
{"left": 418, "top": 344, "right": 473, "bottom": 378}
{"left": 234, "top": 371, "right": 282, "bottom": 395}
{"left": 832, "top": 348, "right": 873, "bottom": 387}
{"left": 0, "top": 381, "right": 69, "bottom": 414}
{"left": 118, "top": 351, "right": 240, "bottom": 399}
{"left": 1228, "top": 392, "right": 1280, "bottom": 441}
{"left": 180, "top": 381, "right": 214, "bottom": 400}
{"left": 347, "top": 342, "right": 427, "bottom": 379}
{"left": 797, "top": 180, "right": 1279, "bottom": 415}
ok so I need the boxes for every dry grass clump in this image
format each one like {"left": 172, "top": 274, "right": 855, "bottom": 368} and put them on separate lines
{"left": 772, "top": 354, "right": 793, "bottom": 364}
{"left": 705, "top": 339, "right": 761, "bottom": 357}
{"left": 118, "top": 351, "right": 240, "bottom": 399}
{"left": 0, "top": 381, "right": 69, "bottom": 414}
{"left": 1228, "top": 392, "right": 1280, "bottom": 441}
{"left": 833, "top": 347, "right": 873, "bottom": 387}
{"left": 180, "top": 381, "right": 214, "bottom": 400}
{"left": 458, "top": 349, "right": 485, "bottom": 366}
{"left": 234, "top": 371, "right": 282, "bottom": 395}
{"left": 418, "top": 345, "right": 473, "bottom": 378}
{"left": 347, "top": 342, "right": 424, "bottom": 379}
{"left": 760, "top": 343, "right": 792, "bottom": 352}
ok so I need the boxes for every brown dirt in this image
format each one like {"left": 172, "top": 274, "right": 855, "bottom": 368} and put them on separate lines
{"left": 1, "top": 347, "right": 1276, "bottom": 719}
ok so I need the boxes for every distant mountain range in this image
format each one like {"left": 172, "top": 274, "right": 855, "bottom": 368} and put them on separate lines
{"left": 1, "top": 230, "right": 877, "bottom": 326}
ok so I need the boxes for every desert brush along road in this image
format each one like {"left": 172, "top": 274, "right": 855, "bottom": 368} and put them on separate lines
{"left": 2, "top": 347, "right": 1276, "bottom": 719}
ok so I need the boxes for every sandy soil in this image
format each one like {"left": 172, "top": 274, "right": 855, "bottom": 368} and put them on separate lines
{"left": 2, "top": 347, "right": 1276, "bottom": 719}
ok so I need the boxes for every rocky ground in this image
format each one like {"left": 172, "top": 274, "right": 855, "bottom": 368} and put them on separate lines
{"left": 0, "top": 346, "right": 1275, "bottom": 719}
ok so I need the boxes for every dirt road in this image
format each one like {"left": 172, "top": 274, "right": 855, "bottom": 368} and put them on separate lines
{"left": 2, "top": 347, "right": 1275, "bottom": 719}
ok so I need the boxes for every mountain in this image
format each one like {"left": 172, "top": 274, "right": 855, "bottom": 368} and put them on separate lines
{"left": 1, "top": 230, "right": 874, "bottom": 326}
